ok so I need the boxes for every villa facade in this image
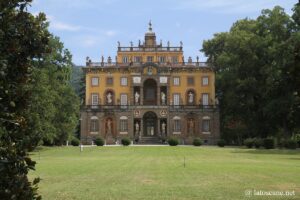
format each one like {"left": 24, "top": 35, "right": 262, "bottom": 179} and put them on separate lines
{"left": 80, "top": 23, "right": 220, "bottom": 144}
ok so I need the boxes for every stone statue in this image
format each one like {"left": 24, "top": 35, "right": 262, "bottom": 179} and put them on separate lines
{"left": 86, "top": 56, "right": 89, "bottom": 63}
{"left": 161, "top": 92, "right": 166, "bottom": 104}
{"left": 117, "top": 41, "right": 120, "bottom": 47}
{"left": 107, "top": 119, "right": 112, "bottom": 134}
{"left": 135, "top": 122, "right": 139, "bottom": 134}
{"left": 161, "top": 122, "right": 166, "bottom": 135}
{"left": 180, "top": 41, "right": 183, "bottom": 47}
{"left": 130, "top": 41, "right": 133, "bottom": 47}
{"left": 215, "top": 97, "right": 219, "bottom": 105}
{"left": 188, "top": 92, "right": 194, "bottom": 103}
{"left": 107, "top": 92, "right": 112, "bottom": 104}
{"left": 135, "top": 92, "right": 140, "bottom": 104}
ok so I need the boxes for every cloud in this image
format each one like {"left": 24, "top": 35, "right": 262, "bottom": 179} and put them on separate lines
{"left": 105, "top": 30, "right": 117, "bottom": 37}
{"left": 45, "top": 15, "right": 82, "bottom": 31}
{"left": 173, "top": 0, "right": 295, "bottom": 14}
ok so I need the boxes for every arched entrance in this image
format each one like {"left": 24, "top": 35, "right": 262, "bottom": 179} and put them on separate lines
{"left": 143, "top": 79, "right": 157, "bottom": 105}
{"left": 143, "top": 111, "right": 157, "bottom": 136}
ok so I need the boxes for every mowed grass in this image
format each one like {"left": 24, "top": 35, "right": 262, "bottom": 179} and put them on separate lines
{"left": 29, "top": 146, "right": 300, "bottom": 200}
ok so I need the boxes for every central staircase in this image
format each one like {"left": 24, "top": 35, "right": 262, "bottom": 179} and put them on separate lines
{"left": 138, "top": 136, "right": 162, "bottom": 144}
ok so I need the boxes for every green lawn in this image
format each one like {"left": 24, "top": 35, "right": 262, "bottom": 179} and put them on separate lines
{"left": 29, "top": 146, "right": 300, "bottom": 200}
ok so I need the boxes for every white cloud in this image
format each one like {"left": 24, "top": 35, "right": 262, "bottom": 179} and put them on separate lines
{"left": 105, "top": 30, "right": 117, "bottom": 37}
{"left": 51, "top": 21, "right": 81, "bottom": 31}
{"left": 82, "top": 38, "right": 98, "bottom": 47}
{"left": 173, "top": 0, "right": 295, "bottom": 14}
{"left": 45, "top": 15, "right": 81, "bottom": 31}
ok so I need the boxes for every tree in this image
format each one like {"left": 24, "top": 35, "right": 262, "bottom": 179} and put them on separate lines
{"left": 28, "top": 36, "right": 79, "bottom": 146}
{"left": 0, "top": 0, "right": 50, "bottom": 199}
{"left": 202, "top": 3, "right": 300, "bottom": 142}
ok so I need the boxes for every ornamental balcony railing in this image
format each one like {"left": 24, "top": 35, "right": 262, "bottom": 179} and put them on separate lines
{"left": 83, "top": 104, "right": 218, "bottom": 112}
{"left": 86, "top": 61, "right": 209, "bottom": 68}
{"left": 117, "top": 46, "right": 183, "bottom": 52}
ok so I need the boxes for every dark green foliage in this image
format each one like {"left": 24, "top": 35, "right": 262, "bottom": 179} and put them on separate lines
{"left": 71, "top": 138, "right": 80, "bottom": 146}
{"left": 217, "top": 139, "right": 226, "bottom": 147}
{"left": 295, "top": 133, "right": 300, "bottom": 147}
{"left": 202, "top": 3, "right": 300, "bottom": 143}
{"left": 284, "top": 139, "right": 298, "bottom": 149}
{"left": 121, "top": 138, "right": 131, "bottom": 146}
{"left": 263, "top": 138, "right": 275, "bottom": 149}
{"left": 254, "top": 138, "right": 263, "bottom": 148}
{"left": 168, "top": 138, "right": 179, "bottom": 146}
{"left": 0, "top": 1, "right": 50, "bottom": 199}
{"left": 193, "top": 138, "right": 203, "bottom": 146}
{"left": 94, "top": 138, "right": 104, "bottom": 146}
{"left": 244, "top": 138, "right": 254, "bottom": 148}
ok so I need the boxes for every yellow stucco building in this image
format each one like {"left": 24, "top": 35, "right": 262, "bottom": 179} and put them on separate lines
{"left": 80, "top": 22, "right": 220, "bottom": 144}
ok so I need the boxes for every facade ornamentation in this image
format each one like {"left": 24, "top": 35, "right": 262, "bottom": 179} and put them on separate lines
{"left": 80, "top": 23, "right": 220, "bottom": 145}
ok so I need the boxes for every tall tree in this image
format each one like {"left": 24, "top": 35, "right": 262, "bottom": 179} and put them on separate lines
{"left": 0, "top": 0, "right": 49, "bottom": 199}
{"left": 202, "top": 4, "right": 300, "bottom": 143}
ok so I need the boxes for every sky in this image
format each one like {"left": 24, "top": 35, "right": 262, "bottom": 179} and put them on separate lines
{"left": 29, "top": 0, "right": 297, "bottom": 66}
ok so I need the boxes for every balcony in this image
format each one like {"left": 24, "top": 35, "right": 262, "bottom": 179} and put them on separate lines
{"left": 86, "top": 61, "right": 209, "bottom": 68}
{"left": 83, "top": 104, "right": 218, "bottom": 112}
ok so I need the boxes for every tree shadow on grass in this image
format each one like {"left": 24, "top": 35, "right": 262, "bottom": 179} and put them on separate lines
{"left": 231, "top": 148, "right": 300, "bottom": 155}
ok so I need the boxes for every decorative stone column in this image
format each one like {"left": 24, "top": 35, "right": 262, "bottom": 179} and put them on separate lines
{"left": 140, "top": 87, "right": 143, "bottom": 105}
{"left": 157, "top": 86, "right": 160, "bottom": 105}
{"left": 157, "top": 118, "right": 161, "bottom": 136}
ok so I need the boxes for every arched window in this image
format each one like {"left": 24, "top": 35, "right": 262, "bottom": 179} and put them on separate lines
{"left": 173, "top": 116, "right": 181, "bottom": 132}
{"left": 90, "top": 116, "right": 99, "bottom": 132}
{"left": 202, "top": 116, "right": 211, "bottom": 132}
{"left": 120, "top": 116, "right": 128, "bottom": 132}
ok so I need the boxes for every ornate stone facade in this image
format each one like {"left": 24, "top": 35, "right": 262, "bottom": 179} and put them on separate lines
{"left": 80, "top": 23, "right": 220, "bottom": 144}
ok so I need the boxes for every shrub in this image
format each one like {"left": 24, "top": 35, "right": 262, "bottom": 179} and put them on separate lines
{"left": 168, "top": 137, "right": 179, "bottom": 146}
{"left": 244, "top": 138, "right": 254, "bottom": 148}
{"left": 263, "top": 137, "right": 275, "bottom": 149}
{"left": 217, "top": 139, "right": 225, "bottom": 147}
{"left": 94, "top": 137, "right": 104, "bottom": 146}
{"left": 121, "top": 137, "right": 131, "bottom": 146}
{"left": 295, "top": 134, "right": 300, "bottom": 147}
{"left": 71, "top": 138, "right": 80, "bottom": 146}
{"left": 254, "top": 138, "right": 262, "bottom": 148}
{"left": 284, "top": 139, "right": 298, "bottom": 149}
{"left": 193, "top": 138, "right": 203, "bottom": 146}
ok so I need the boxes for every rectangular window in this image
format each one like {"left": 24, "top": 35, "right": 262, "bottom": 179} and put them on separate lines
{"left": 90, "top": 119, "right": 99, "bottom": 132}
{"left": 120, "top": 120, "right": 128, "bottom": 131}
{"left": 91, "top": 93, "right": 99, "bottom": 105}
{"left": 120, "top": 94, "right": 128, "bottom": 106}
{"left": 159, "top": 56, "right": 165, "bottom": 63}
{"left": 147, "top": 56, "right": 153, "bottom": 62}
{"left": 122, "top": 56, "right": 128, "bottom": 63}
{"left": 202, "top": 120, "right": 210, "bottom": 132}
{"left": 187, "top": 77, "right": 194, "bottom": 86}
{"left": 202, "top": 93, "right": 209, "bottom": 105}
{"left": 106, "top": 77, "right": 113, "bottom": 86}
{"left": 134, "top": 56, "right": 142, "bottom": 63}
{"left": 173, "top": 77, "right": 180, "bottom": 86}
{"left": 202, "top": 76, "right": 209, "bottom": 86}
{"left": 171, "top": 56, "right": 178, "bottom": 63}
{"left": 173, "top": 94, "right": 180, "bottom": 106}
{"left": 174, "top": 120, "right": 181, "bottom": 131}
{"left": 91, "top": 77, "right": 99, "bottom": 86}
{"left": 120, "top": 77, "right": 128, "bottom": 86}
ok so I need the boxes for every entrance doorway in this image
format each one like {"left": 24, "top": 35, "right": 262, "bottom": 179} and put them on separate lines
{"left": 143, "top": 111, "right": 157, "bottom": 136}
